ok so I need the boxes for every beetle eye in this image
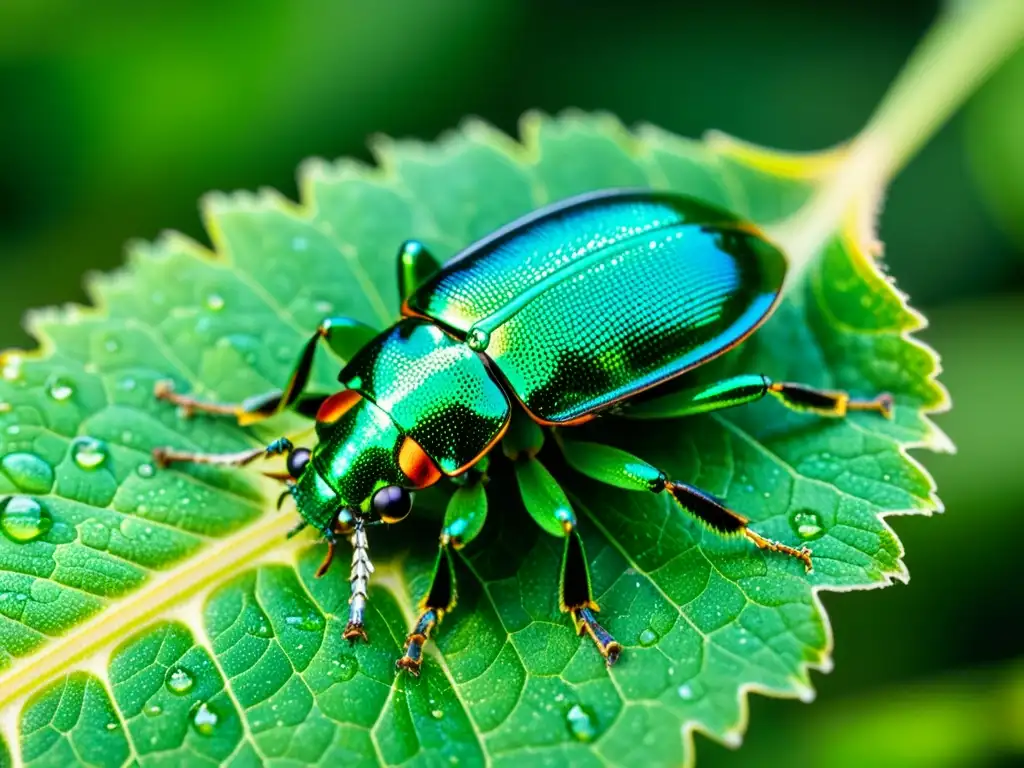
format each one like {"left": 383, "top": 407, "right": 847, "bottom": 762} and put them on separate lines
{"left": 371, "top": 486, "right": 413, "bottom": 524}
{"left": 287, "top": 447, "right": 311, "bottom": 478}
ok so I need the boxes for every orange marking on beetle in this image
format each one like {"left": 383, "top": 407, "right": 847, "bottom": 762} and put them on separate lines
{"left": 398, "top": 435, "right": 443, "bottom": 488}
{"left": 316, "top": 389, "right": 362, "bottom": 425}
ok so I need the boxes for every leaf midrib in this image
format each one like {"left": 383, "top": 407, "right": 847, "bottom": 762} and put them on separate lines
{"left": 0, "top": 502, "right": 300, "bottom": 717}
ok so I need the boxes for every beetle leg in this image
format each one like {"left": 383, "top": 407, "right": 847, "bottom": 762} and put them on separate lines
{"left": 154, "top": 315, "right": 378, "bottom": 426}
{"left": 559, "top": 438, "right": 812, "bottom": 571}
{"left": 511, "top": 443, "right": 622, "bottom": 666}
{"left": 767, "top": 382, "right": 894, "bottom": 419}
{"left": 397, "top": 240, "right": 441, "bottom": 303}
{"left": 621, "top": 373, "right": 893, "bottom": 421}
{"left": 153, "top": 437, "right": 294, "bottom": 469}
{"left": 154, "top": 381, "right": 329, "bottom": 427}
{"left": 396, "top": 545, "right": 456, "bottom": 676}
{"left": 396, "top": 478, "right": 489, "bottom": 675}
{"left": 663, "top": 480, "right": 812, "bottom": 571}
{"left": 562, "top": 530, "right": 621, "bottom": 665}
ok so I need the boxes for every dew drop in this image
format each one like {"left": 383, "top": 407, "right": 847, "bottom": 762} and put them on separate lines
{"left": 166, "top": 667, "right": 195, "bottom": 695}
{"left": 431, "top": 709, "right": 444, "bottom": 720}
{"left": 679, "top": 678, "right": 705, "bottom": 701}
{"left": 333, "top": 655, "right": 358, "bottom": 682}
{"left": 80, "top": 518, "right": 111, "bottom": 550}
{"left": 314, "top": 300, "right": 334, "bottom": 314}
{"left": 190, "top": 701, "right": 219, "bottom": 736}
{"left": 104, "top": 336, "right": 121, "bottom": 353}
{"left": 1, "top": 355, "right": 22, "bottom": 382}
{"left": 638, "top": 628, "right": 659, "bottom": 647}
{"left": 136, "top": 463, "right": 155, "bottom": 479}
{"left": 249, "top": 622, "right": 274, "bottom": 638}
{"left": 71, "top": 437, "right": 108, "bottom": 470}
{"left": 790, "top": 509, "right": 824, "bottom": 540}
{"left": 285, "top": 613, "right": 325, "bottom": 632}
{"left": 466, "top": 327, "right": 490, "bottom": 352}
{"left": 0, "top": 496, "right": 53, "bottom": 543}
{"left": 6, "top": 425, "right": 20, "bottom": 435}
{"left": 105, "top": 722, "right": 118, "bottom": 731}
{"left": 565, "top": 704, "right": 598, "bottom": 743}
{"left": 46, "top": 375, "right": 74, "bottom": 402}
{"left": 206, "top": 294, "right": 225, "bottom": 312}
{"left": 1, "top": 452, "right": 55, "bottom": 493}
{"left": 144, "top": 704, "right": 163, "bottom": 717}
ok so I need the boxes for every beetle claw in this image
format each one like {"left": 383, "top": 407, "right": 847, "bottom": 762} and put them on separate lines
{"left": 343, "top": 623, "right": 369, "bottom": 643}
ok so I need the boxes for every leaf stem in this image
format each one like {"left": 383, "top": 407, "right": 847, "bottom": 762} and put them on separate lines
{"left": 773, "top": 0, "right": 1024, "bottom": 273}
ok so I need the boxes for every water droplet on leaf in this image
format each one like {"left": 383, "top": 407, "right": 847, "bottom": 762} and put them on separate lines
{"left": 190, "top": 701, "right": 219, "bottom": 736}
{"left": 46, "top": 375, "right": 74, "bottom": 402}
{"left": 790, "top": 509, "right": 824, "bottom": 540}
{"left": 248, "top": 621, "right": 274, "bottom": 638}
{"left": 166, "top": 667, "right": 195, "bottom": 695}
{"left": 136, "top": 463, "right": 155, "bottom": 478}
{"left": 285, "top": 613, "right": 325, "bottom": 632}
{"left": 0, "top": 496, "right": 52, "bottom": 542}
{"left": 144, "top": 704, "right": 163, "bottom": 717}
{"left": 1, "top": 452, "right": 54, "bottom": 493}
{"left": 638, "top": 628, "right": 659, "bottom": 647}
{"left": 72, "top": 437, "right": 108, "bottom": 470}
{"left": 206, "top": 294, "right": 225, "bottom": 311}
{"left": 2, "top": 355, "right": 23, "bottom": 381}
{"left": 565, "top": 704, "right": 598, "bottom": 743}
{"left": 80, "top": 519, "right": 111, "bottom": 550}
{"left": 332, "top": 655, "right": 358, "bottom": 682}
{"left": 431, "top": 709, "right": 444, "bottom": 720}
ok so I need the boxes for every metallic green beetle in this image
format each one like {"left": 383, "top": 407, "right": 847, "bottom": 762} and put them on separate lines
{"left": 154, "top": 189, "right": 892, "bottom": 673}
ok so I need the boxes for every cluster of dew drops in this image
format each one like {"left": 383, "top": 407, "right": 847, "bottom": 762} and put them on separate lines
{"left": 0, "top": 350, "right": 165, "bottom": 592}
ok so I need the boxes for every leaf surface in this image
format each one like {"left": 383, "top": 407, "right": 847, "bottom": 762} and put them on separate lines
{"left": 0, "top": 113, "right": 947, "bottom": 767}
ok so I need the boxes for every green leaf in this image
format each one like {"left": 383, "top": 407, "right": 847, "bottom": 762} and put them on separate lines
{"left": 0, "top": 112, "right": 948, "bottom": 766}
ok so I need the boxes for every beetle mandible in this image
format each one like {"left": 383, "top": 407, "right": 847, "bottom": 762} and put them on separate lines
{"left": 153, "top": 189, "right": 892, "bottom": 673}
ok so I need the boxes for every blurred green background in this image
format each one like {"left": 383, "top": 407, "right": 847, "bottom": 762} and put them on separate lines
{"left": 2, "top": 1, "right": 1022, "bottom": 765}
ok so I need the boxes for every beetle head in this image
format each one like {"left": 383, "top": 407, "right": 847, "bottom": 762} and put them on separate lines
{"left": 286, "top": 393, "right": 439, "bottom": 572}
